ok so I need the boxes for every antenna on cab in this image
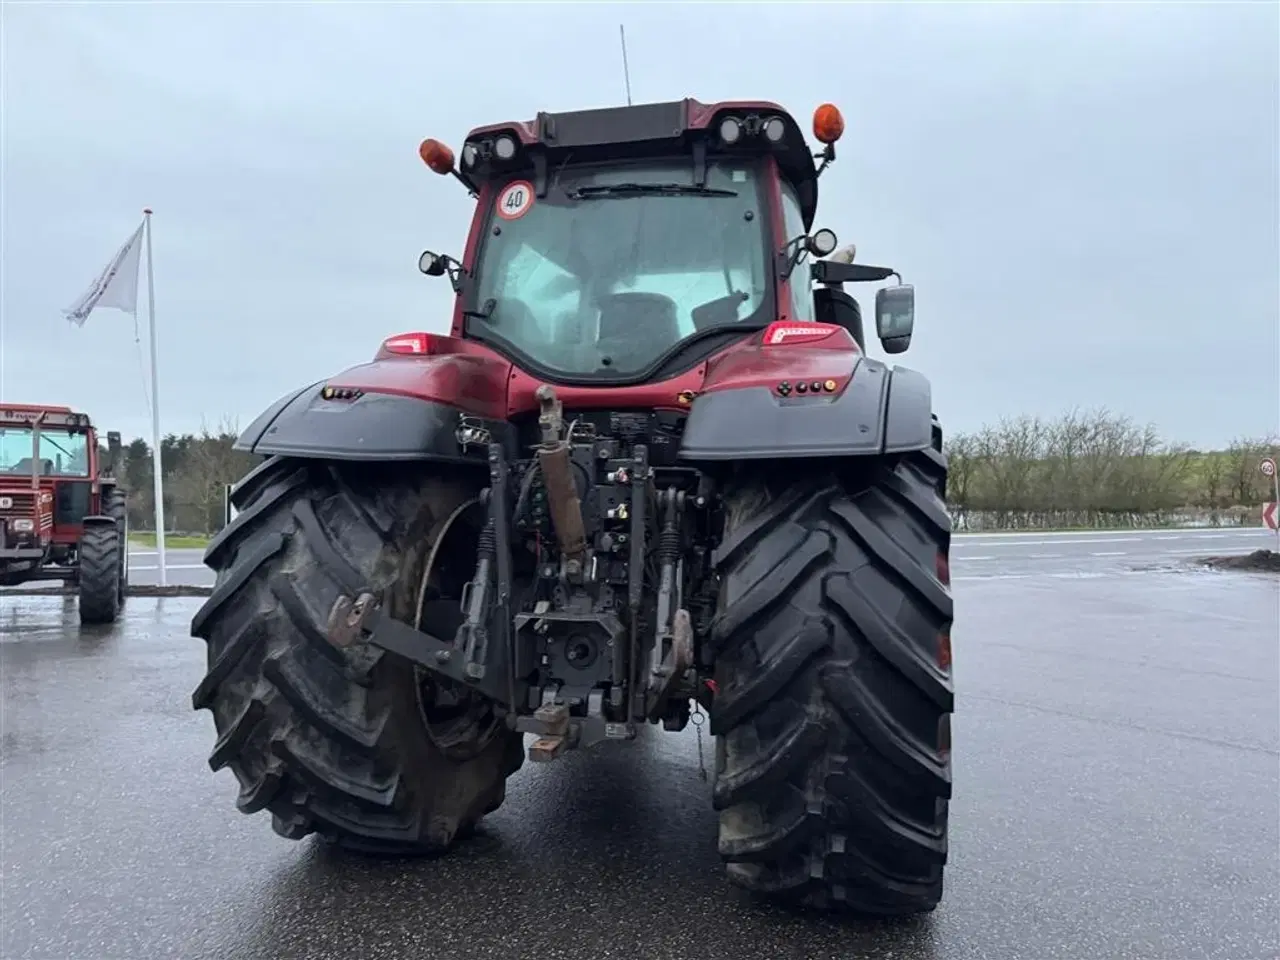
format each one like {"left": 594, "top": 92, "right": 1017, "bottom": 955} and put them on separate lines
{"left": 619, "top": 25, "right": 633, "bottom": 106}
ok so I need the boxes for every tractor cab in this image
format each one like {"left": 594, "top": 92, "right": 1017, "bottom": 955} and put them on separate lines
{"left": 0, "top": 404, "right": 124, "bottom": 597}
{"left": 415, "top": 99, "right": 915, "bottom": 383}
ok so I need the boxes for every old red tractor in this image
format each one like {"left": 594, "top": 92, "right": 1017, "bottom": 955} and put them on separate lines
{"left": 192, "top": 99, "right": 954, "bottom": 915}
{"left": 0, "top": 404, "right": 129, "bottom": 623}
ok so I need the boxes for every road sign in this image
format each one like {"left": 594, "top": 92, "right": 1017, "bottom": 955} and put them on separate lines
{"left": 1264, "top": 458, "right": 1280, "bottom": 546}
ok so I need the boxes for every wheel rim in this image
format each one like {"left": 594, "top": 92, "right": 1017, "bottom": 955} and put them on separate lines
{"left": 409, "top": 498, "right": 503, "bottom": 760}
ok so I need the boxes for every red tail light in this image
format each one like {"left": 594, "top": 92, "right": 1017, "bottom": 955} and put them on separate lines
{"left": 381, "top": 332, "right": 435, "bottom": 356}
{"left": 761, "top": 321, "right": 845, "bottom": 347}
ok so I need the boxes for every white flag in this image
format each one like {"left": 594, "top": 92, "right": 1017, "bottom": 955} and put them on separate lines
{"left": 62, "top": 220, "right": 145, "bottom": 327}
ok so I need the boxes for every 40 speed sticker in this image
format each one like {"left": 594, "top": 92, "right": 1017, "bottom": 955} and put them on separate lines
{"left": 496, "top": 181, "right": 535, "bottom": 221}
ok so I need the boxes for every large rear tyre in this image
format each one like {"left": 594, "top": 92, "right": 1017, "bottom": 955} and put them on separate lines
{"left": 190, "top": 456, "right": 524, "bottom": 852}
{"left": 710, "top": 443, "right": 954, "bottom": 916}
{"left": 104, "top": 486, "right": 129, "bottom": 606}
{"left": 78, "top": 522, "right": 122, "bottom": 625}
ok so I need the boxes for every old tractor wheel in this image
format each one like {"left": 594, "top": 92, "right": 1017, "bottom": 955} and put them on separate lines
{"left": 710, "top": 444, "right": 954, "bottom": 916}
{"left": 78, "top": 520, "right": 123, "bottom": 625}
{"left": 190, "top": 456, "right": 524, "bottom": 852}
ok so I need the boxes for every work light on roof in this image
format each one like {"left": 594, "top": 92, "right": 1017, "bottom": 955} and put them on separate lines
{"left": 462, "top": 143, "right": 479, "bottom": 167}
{"left": 763, "top": 117, "right": 786, "bottom": 143}
{"left": 494, "top": 135, "right": 517, "bottom": 160}
{"left": 718, "top": 117, "right": 742, "bottom": 145}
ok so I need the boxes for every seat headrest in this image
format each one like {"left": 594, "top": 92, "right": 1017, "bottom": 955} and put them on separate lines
{"left": 597, "top": 292, "right": 680, "bottom": 345}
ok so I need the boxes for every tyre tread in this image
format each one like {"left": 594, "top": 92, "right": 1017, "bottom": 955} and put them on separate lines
{"left": 78, "top": 523, "right": 121, "bottom": 624}
{"left": 712, "top": 451, "right": 954, "bottom": 916}
{"left": 190, "top": 457, "right": 520, "bottom": 853}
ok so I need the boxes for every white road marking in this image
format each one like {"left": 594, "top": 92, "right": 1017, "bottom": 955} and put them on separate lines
{"left": 1163, "top": 547, "right": 1266, "bottom": 557}
{"left": 953, "top": 537, "right": 1145, "bottom": 548}
{"left": 953, "top": 533, "right": 1269, "bottom": 550}
{"left": 954, "top": 569, "right": 1174, "bottom": 583}
{"left": 1027, "top": 553, "right": 1063, "bottom": 559}
{"left": 1091, "top": 551, "right": 1128, "bottom": 557}
{"left": 129, "top": 564, "right": 207, "bottom": 571}
{"left": 952, "top": 527, "right": 1269, "bottom": 540}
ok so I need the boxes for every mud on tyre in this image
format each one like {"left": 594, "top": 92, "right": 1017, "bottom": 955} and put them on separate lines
{"left": 710, "top": 440, "right": 953, "bottom": 915}
{"left": 190, "top": 456, "right": 524, "bottom": 851}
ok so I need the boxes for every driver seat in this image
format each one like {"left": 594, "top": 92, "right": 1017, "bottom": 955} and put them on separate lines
{"left": 11, "top": 458, "right": 53, "bottom": 476}
{"left": 596, "top": 292, "right": 681, "bottom": 367}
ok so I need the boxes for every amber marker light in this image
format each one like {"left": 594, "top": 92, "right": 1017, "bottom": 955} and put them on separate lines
{"left": 418, "top": 139, "right": 456, "bottom": 175}
{"left": 812, "top": 104, "right": 845, "bottom": 145}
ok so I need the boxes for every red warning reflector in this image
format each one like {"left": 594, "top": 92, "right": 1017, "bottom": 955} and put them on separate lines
{"left": 938, "top": 630, "right": 952, "bottom": 672}
{"left": 761, "top": 321, "right": 844, "bottom": 347}
{"left": 936, "top": 551, "right": 950, "bottom": 586}
{"left": 381, "top": 332, "right": 435, "bottom": 356}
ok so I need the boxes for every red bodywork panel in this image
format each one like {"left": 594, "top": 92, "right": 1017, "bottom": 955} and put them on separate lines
{"left": 363, "top": 335, "right": 511, "bottom": 420}
{"left": 702, "top": 326, "right": 860, "bottom": 399}
{"left": 326, "top": 325, "right": 863, "bottom": 420}
{"left": 2, "top": 403, "right": 78, "bottom": 418}
{"left": 0, "top": 481, "right": 55, "bottom": 539}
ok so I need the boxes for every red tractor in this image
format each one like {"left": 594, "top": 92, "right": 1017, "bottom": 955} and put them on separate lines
{"left": 192, "top": 99, "right": 954, "bottom": 915}
{"left": 0, "top": 404, "right": 129, "bottom": 623}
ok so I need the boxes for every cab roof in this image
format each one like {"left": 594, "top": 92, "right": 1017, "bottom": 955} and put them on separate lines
{"left": 0, "top": 405, "right": 92, "bottom": 428}
{"left": 461, "top": 98, "right": 820, "bottom": 230}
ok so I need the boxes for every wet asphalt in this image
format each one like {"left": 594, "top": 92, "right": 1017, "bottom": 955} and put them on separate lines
{"left": 2, "top": 539, "right": 1278, "bottom": 960}
{"left": 115, "top": 526, "right": 1280, "bottom": 588}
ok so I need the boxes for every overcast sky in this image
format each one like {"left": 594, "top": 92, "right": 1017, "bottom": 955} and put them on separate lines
{"left": 2, "top": 1, "right": 1277, "bottom": 450}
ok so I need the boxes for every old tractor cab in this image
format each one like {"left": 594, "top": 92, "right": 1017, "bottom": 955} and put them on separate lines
{"left": 0, "top": 404, "right": 129, "bottom": 623}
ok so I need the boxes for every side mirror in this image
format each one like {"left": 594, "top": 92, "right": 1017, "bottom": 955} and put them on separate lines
{"left": 875, "top": 284, "right": 915, "bottom": 354}
{"left": 106, "top": 431, "right": 122, "bottom": 477}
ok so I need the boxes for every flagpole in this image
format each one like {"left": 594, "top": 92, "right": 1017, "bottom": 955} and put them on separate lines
{"left": 143, "top": 208, "right": 167, "bottom": 587}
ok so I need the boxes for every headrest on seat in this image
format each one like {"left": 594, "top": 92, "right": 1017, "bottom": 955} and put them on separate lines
{"left": 10, "top": 458, "right": 53, "bottom": 475}
{"left": 597, "top": 292, "right": 680, "bottom": 347}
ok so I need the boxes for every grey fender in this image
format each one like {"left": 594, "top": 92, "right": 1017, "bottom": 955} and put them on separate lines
{"left": 678, "top": 357, "right": 934, "bottom": 461}
{"left": 233, "top": 383, "right": 516, "bottom": 464}
{"left": 234, "top": 381, "right": 318, "bottom": 453}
